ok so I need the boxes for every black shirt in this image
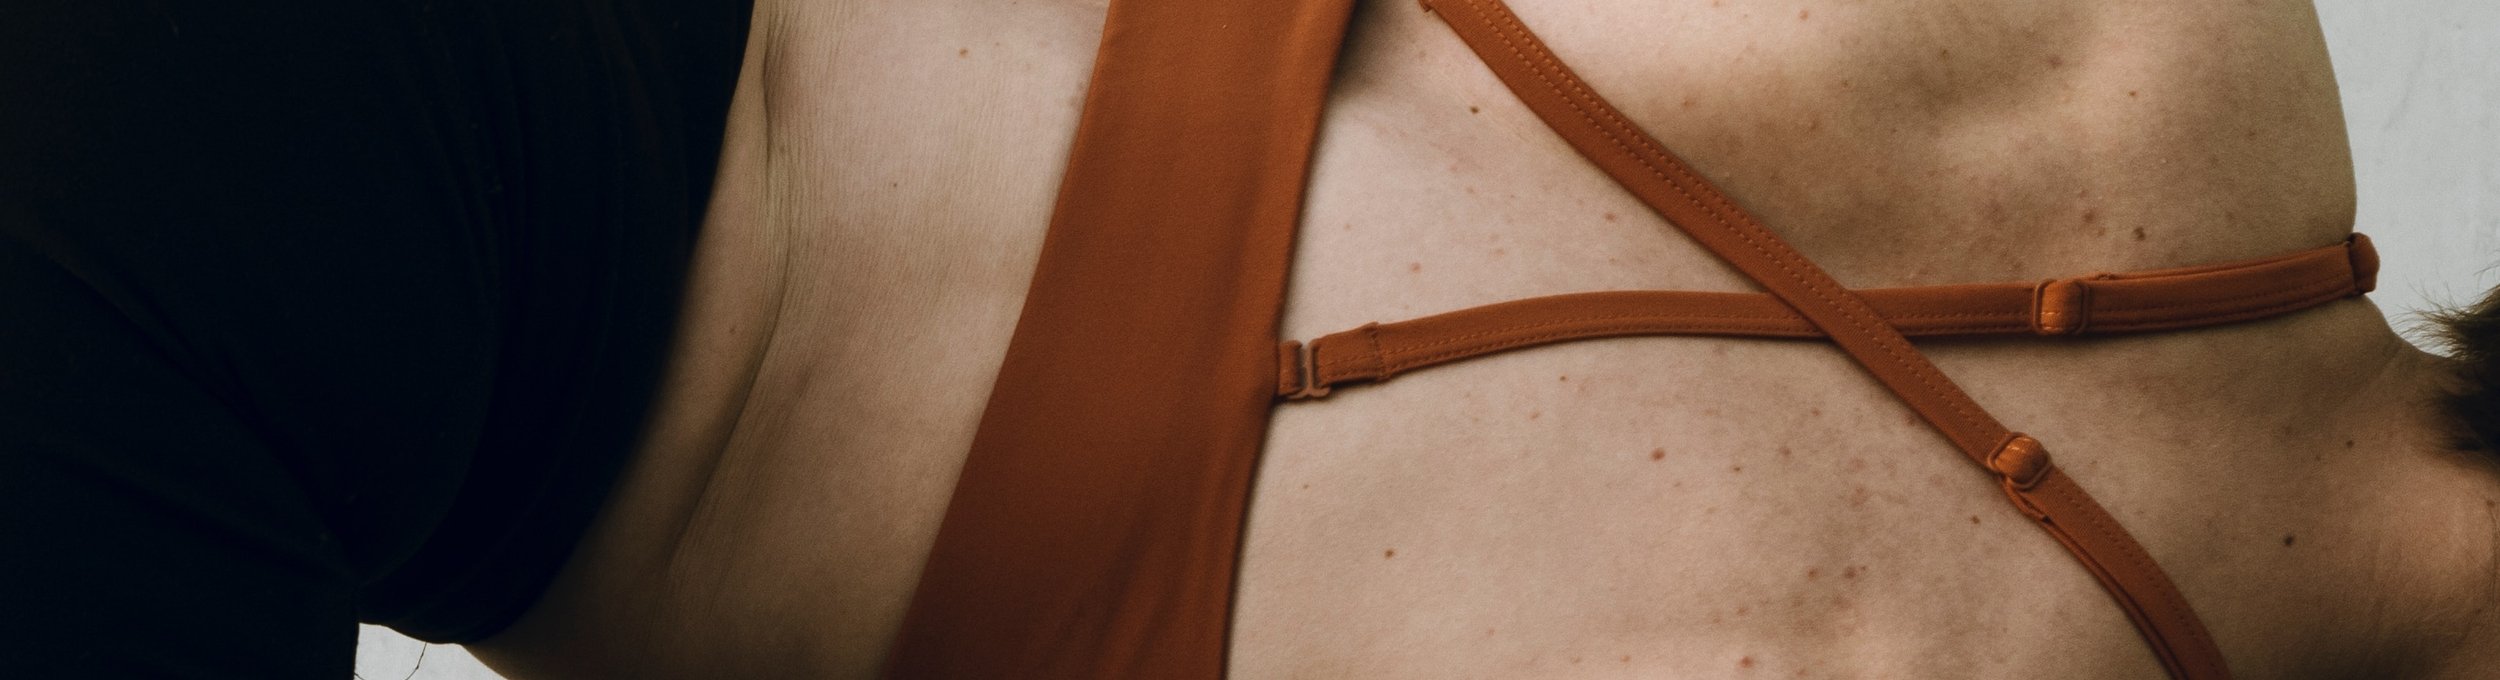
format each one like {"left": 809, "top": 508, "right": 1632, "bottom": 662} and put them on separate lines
{"left": 0, "top": 0, "right": 750, "bottom": 675}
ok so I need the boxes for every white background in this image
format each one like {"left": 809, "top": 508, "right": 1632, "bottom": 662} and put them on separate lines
{"left": 2318, "top": 0, "right": 2500, "bottom": 343}
{"left": 351, "top": 3, "right": 2500, "bottom": 677}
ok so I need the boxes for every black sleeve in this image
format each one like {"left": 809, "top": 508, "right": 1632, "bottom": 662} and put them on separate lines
{"left": 0, "top": 0, "right": 748, "bottom": 676}
{"left": 0, "top": 232, "right": 366, "bottom": 678}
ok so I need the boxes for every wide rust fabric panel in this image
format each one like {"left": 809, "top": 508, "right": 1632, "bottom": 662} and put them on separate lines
{"left": 1417, "top": 0, "right": 2232, "bottom": 677}
{"left": 883, "top": 0, "right": 1357, "bottom": 677}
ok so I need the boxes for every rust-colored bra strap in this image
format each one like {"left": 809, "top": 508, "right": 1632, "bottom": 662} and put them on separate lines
{"left": 1281, "top": 235, "right": 2377, "bottom": 399}
{"left": 1418, "top": 0, "right": 2232, "bottom": 678}
{"left": 885, "top": 0, "right": 1357, "bottom": 677}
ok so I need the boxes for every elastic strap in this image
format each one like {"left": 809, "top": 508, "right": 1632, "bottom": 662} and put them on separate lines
{"left": 1281, "top": 236, "right": 2372, "bottom": 400}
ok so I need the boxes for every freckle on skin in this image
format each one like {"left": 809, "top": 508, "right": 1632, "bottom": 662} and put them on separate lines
{"left": 1408, "top": 262, "right": 1422, "bottom": 273}
{"left": 2081, "top": 208, "right": 2098, "bottom": 224}
{"left": 2047, "top": 55, "right": 2065, "bottom": 68}
{"left": 1680, "top": 96, "right": 1698, "bottom": 109}
{"left": 2282, "top": 534, "right": 2296, "bottom": 547}
{"left": 1469, "top": 105, "right": 1481, "bottom": 114}
{"left": 1529, "top": 410, "right": 1541, "bottom": 420}
{"left": 1622, "top": 656, "right": 1632, "bottom": 663}
{"left": 1603, "top": 211, "right": 1619, "bottom": 222}
{"left": 2131, "top": 227, "right": 2148, "bottom": 242}
{"left": 1805, "top": 568, "right": 1820, "bottom": 580}
{"left": 1385, "top": 548, "right": 1397, "bottom": 558}
{"left": 2345, "top": 439, "right": 2355, "bottom": 448}
{"left": 1651, "top": 448, "right": 1667, "bottom": 461}
{"left": 2128, "top": 90, "right": 2140, "bottom": 98}
{"left": 1731, "top": 465, "right": 1744, "bottom": 473}
{"left": 1778, "top": 446, "right": 1793, "bottom": 458}
{"left": 1970, "top": 515, "right": 1982, "bottom": 524}
{"left": 1740, "top": 656, "right": 1757, "bottom": 669}
{"left": 958, "top": 47, "right": 969, "bottom": 58}
{"left": 1809, "top": 407, "right": 1822, "bottom": 417}
{"left": 1798, "top": 9, "right": 1809, "bottom": 20}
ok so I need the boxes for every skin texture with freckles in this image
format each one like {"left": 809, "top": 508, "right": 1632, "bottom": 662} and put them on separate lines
{"left": 469, "top": 1, "right": 2500, "bottom": 678}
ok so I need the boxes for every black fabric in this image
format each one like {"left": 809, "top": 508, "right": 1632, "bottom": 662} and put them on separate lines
{"left": 0, "top": 0, "right": 750, "bottom": 676}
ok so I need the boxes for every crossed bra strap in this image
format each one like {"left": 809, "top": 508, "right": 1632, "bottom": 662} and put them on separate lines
{"left": 1280, "top": 235, "right": 2377, "bottom": 400}
{"left": 1412, "top": 0, "right": 2293, "bottom": 676}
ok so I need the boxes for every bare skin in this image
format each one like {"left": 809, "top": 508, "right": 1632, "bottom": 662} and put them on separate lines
{"left": 471, "top": 0, "right": 2500, "bottom": 678}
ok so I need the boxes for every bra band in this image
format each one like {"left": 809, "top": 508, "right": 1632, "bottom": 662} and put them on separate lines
{"left": 883, "top": 0, "right": 1358, "bottom": 677}
{"left": 1280, "top": 235, "right": 2375, "bottom": 400}
{"left": 1418, "top": 0, "right": 2233, "bottom": 676}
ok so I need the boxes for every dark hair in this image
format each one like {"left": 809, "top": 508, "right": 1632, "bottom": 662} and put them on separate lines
{"left": 2433, "top": 288, "right": 2500, "bottom": 451}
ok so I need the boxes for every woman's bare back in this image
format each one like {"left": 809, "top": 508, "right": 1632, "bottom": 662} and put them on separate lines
{"left": 474, "top": 1, "right": 2500, "bottom": 678}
